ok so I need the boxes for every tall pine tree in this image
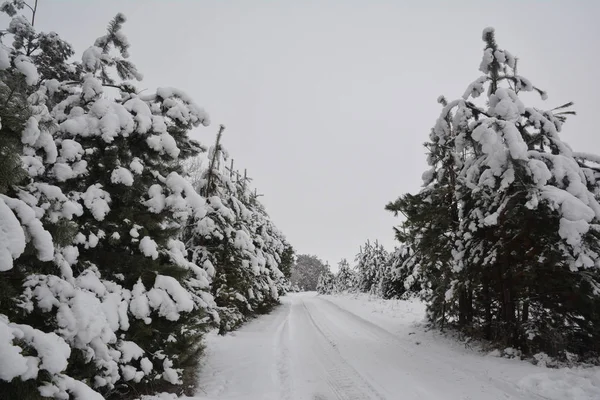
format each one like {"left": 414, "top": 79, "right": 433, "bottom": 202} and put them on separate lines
{"left": 388, "top": 28, "right": 600, "bottom": 358}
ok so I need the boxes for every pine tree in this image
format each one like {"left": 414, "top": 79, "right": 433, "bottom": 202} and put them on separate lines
{"left": 277, "top": 243, "right": 295, "bottom": 290}
{"left": 0, "top": 4, "right": 103, "bottom": 398}
{"left": 52, "top": 15, "right": 216, "bottom": 396}
{"left": 355, "top": 242, "right": 373, "bottom": 293}
{"left": 316, "top": 268, "right": 334, "bottom": 295}
{"left": 334, "top": 259, "right": 356, "bottom": 293}
{"left": 354, "top": 240, "right": 389, "bottom": 295}
{"left": 389, "top": 27, "right": 600, "bottom": 358}
{"left": 387, "top": 245, "right": 420, "bottom": 299}
{"left": 450, "top": 28, "right": 600, "bottom": 355}
{"left": 183, "top": 131, "right": 290, "bottom": 333}
{"left": 385, "top": 92, "right": 467, "bottom": 326}
{"left": 0, "top": 11, "right": 218, "bottom": 398}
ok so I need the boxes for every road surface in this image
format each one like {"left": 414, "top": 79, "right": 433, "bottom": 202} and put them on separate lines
{"left": 197, "top": 292, "right": 546, "bottom": 400}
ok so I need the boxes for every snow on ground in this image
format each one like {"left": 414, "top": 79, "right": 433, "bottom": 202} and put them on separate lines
{"left": 322, "top": 292, "right": 600, "bottom": 400}
{"left": 186, "top": 292, "right": 600, "bottom": 400}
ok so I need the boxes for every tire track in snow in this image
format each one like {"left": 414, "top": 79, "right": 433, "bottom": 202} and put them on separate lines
{"left": 198, "top": 293, "right": 548, "bottom": 400}
{"left": 313, "top": 295, "right": 550, "bottom": 400}
{"left": 274, "top": 305, "right": 292, "bottom": 400}
{"left": 300, "top": 299, "right": 388, "bottom": 400}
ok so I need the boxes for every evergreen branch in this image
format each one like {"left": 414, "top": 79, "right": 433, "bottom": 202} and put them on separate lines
{"left": 2, "top": 84, "right": 17, "bottom": 108}
{"left": 464, "top": 102, "right": 491, "bottom": 118}
{"left": 63, "top": 80, "right": 125, "bottom": 90}
{"left": 551, "top": 101, "right": 574, "bottom": 111}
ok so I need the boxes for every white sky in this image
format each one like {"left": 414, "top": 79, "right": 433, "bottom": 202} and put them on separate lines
{"left": 26, "top": 0, "right": 600, "bottom": 268}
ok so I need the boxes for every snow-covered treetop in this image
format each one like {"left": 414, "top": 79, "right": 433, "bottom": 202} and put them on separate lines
{"left": 82, "top": 13, "right": 142, "bottom": 84}
{"left": 427, "top": 27, "right": 600, "bottom": 272}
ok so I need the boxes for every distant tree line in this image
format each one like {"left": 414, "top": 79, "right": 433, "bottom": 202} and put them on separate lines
{"left": 290, "top": 254, "right": 329, "bottom": 291}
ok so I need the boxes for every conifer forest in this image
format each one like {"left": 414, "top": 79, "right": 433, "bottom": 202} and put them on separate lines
{"left": 1, "top": 1, "right": 599, "bottom": 399}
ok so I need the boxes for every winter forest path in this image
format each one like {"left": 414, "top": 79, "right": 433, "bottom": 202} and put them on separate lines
{"left": 196, "top": 292, "right": 546, "bottom": 400}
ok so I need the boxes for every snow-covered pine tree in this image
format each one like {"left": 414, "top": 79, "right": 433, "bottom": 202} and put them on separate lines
{"left": 0, "top": 4, "right": 106, "bottom": 399}
{"left": 355, "top": 242, "right": 373, "bottom": 293}
{"left": 277, "top": 243, "right": 295, "bottom": 287}
{"left": 239, "top": 177, "right": 290, "bottom": 312}
{"left": 387, "top": 245, "right": 420, "bottom": 299}
{"left": 354, "top": 240, "right": 389, "bottom": 295}
{"left": 316, "top": 268, "right": 334, "bottom": 295}
{"left": 181, "top": 126, "right": 247, "bottom": 332}
{"left": 183, "top": 131, "right": 290, "bottom": 333}
{"left": 385, "top": 93, "right": 466, "bottom": 327}
{"left": 450, "top": 28, "right": 600, "bottom": 356}
{"left": 390, "top": 27, "right": 600, "bottom": 357}
{"left": 333, "top": 259, "right": 356, "bottom": 293}
{"left": 1, "top": 12, "right": 217, "bottom": 398}
{"left": 248, "top": 212, "right": 291, "bottom": 306}
{"left": 376, "top": 250, "right": 399, "bottom": 300}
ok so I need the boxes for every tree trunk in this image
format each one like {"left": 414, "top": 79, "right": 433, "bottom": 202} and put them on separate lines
{"left": 458, "top": 287, "right": 473, "bottom": 328}
{"left": 483, "top": 271, "right": 492, "bottom": 340}
{"left": 522, "top": 298, "right": 529, "bottom": 323}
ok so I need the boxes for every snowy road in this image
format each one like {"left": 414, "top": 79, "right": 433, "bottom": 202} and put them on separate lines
{"left": 196, "top": 292, "right": 555, "bottom": 400}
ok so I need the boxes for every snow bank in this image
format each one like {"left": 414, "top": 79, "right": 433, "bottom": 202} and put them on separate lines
{"left": 321, "top": 292, "right": 426, "bottom": 330}
{"left": 137, "top": 394, "right": 214, "bottom": 400}
{"left": 323, "top": 293, "right": 600, "bottom": 400}
{"left": 519, "top": 368, "right": 600, "bottom": 400}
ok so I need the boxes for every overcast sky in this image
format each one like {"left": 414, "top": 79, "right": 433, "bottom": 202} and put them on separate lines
{"left": 26, "top": 0, "right": 600, "bottom": 269}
